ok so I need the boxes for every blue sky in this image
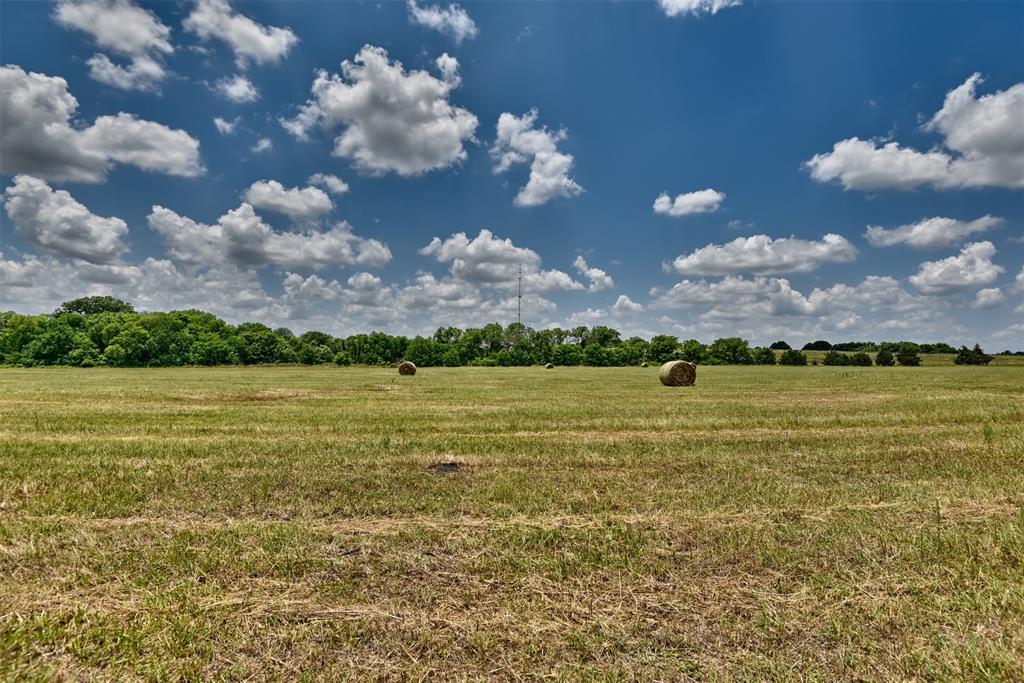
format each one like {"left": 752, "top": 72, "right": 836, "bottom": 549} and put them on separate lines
{"left": 1, "top": 0, "right": 1022, "bottom": 347}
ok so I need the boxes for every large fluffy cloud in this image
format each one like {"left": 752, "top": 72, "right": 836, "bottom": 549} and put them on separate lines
{"left": 659, "top": 0, "right": 742, "bottom": 17}
{"left": 865, "top": 215, "right": 1004, "bottom": 249}
{"left": 407, "top": 0, "right": 478, "bottom": 43}
{"left": 490, "top": 109, "right": 584, "bottom": 207}
{"left": 281, "top": 46, "right": 477, "bottom": 176}
{"left": 54, "top": 0, "right": 172, "bottom": 92}
{"left": 147, "top": 203, "right": 390, "bottom": 270}
{"left": 653, "top": 188, "right": 725, "bottom": 216}
{"left": 243, "top": 180, "right": 333, "bottom": 220}
{"left": 806, "top": 74, "right": 1024, "bottom": 190}
{"left": 3, "top": 175, "right": 128, "bottom": 264}
{"left": 0, "top": 65, "right": 203, "bottom": 182}
{"left": 669, "top": 233, "right": 858, "bottom": 275}
{"left": 419, "top": 228, "right": 583, "bottom": 293}
{"left": 909, "top": 241, "right": 1004, "bottom": 294}
{"left": 183, "top": 0, "right": 298, "bottom": 68}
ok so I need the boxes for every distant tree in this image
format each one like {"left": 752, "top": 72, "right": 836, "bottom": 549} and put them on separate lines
{"left": 55, "top": 296, "right": 134, "bottom": 316}
{"left": 433, "top": 326, "right": 462, "bottom": 345}
{"left": 874, "top": 348, "right": 895, "bottom": 366}
{"left": 920, "top": 342, "right": 957, "bottom": 354}
{"left": 551, "top": 343, "right": 583, "bottom": 366}
{"left": 822, "top": 350, "right": 849, "bottom": 366}
{"left": 588, "top": 325, "right": 622, "bottom": 348}
{"left": 648, "top": 335, "right": 680, "bottom": 363}
{"left": 802, "top": 340, "right": 832, "bottom": 351}
{"left": 679, "top": 339, "right": 708, "bottom": 364}
{"left": 954, "top": 344, "right": 993, "bottom": 365}
{"left": 850, "top": 352, "right": 873, "bottom": 367}
{"left": 778, "top": 349, "right": 808, "bottom": 366}
{"left": 708, "top": 337, "right": 753, "bottom": 365}
{"left": 751, "top": 347, "right": 777, "bottom": 365}
{"left": 896, "top": 348, "right": 921, "bottom": 367}
{"left": 333, "top": 351, "right": 353, "bottom": 366}
{"left": 769, "top": 340, "right": 791, "bottom": 350}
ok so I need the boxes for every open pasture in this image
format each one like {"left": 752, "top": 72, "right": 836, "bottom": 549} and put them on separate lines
{"left": 1, "top": 365, "right": 1022, "bottom": 680}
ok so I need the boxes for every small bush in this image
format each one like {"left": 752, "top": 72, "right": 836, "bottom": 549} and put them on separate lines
{"left": 954, "top": 344, "right": 992, "bottom": 365}
{"left": 822, "top": 350, "right": 849, "bottom": 366}
{"left": 778, "top": 349, "right": 807, "bottom": 366}
{"left": 751, "top": 347, "right": 777, "bottom": 365}
{"left": 875, "top": 348, "right": 895, "bottom": 366}
{"left": 896, "top": 349, "right": 921, "bottom": 366}
{"left": 850, "top": 352, "right": 873, "bottom": 366}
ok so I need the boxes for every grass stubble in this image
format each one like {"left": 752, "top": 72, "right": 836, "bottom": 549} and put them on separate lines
{"left": 0, "top": 365, "right": 1021, "bottom": 680}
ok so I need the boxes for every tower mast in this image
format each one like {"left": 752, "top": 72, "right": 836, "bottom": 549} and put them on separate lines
{"left": 517, "top": 263, "right": 522, "bottom": 325}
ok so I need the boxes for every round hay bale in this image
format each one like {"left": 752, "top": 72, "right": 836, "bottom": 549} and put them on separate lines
{"left": 545, "top": 363, "right": 554, "bottom": 369}
{"left": 659, "top": 360, "right": 696, "bottom": 387}
{"left": 398, "top": 361, "right": 417, "bottom": 376}
{"left": 641, "top": 362, "right": 649, "bottom": 368}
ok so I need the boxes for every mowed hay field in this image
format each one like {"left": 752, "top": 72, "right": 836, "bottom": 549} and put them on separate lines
{"left": 1, "top": 366, "right": 1022, "bottom": 680}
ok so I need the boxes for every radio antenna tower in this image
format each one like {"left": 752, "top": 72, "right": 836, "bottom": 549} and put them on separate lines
{"left": 517, "top": 263, "right": 523, "bottom": 325}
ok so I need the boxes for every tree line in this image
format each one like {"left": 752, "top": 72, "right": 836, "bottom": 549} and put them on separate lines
{"left": 0, "top": 296, "right": 998, "bottom": 368}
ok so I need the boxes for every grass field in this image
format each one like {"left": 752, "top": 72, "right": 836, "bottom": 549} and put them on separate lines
{"left": 1, "top": 365, "right": 1022, "bottom": 680}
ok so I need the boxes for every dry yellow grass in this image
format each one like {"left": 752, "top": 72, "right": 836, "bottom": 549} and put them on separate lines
{"left": 1, "top": 365, "right": 1022, "bottom": 680}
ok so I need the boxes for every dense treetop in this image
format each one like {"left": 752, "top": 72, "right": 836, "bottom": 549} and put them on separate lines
{"left": 0, "top": 298, "right": 999, "bottom": 368}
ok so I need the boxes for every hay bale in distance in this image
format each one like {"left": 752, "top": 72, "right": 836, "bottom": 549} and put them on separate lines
{"left": 659, "top": 360, "right": 696, "bottom": 387}
{"left": 398, "top": 361, "right": 417, "bottom": 376}
{"left": 545, "top": 363, "right": 554, "bottom": 369}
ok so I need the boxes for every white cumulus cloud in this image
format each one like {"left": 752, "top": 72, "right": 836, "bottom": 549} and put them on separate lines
{"left": 243, "top": 180, "right": 334, "bottom": 220}
{"left": 54, "top": 0, "right": 172, "bottom": 92}
{"left": 491, "top": 109, "right": 583, "bottom": 207}
{"left": 909, "top": 241, "right": 1004, "bottom": 295}
{"left": 670, "top": 234, "right": 858, "bottom": 275}
{"left": 658, "top": 0, "right": 742, "bottom": 17}
{"left": 865, "top": 215, "right": 1003, "bottom": 249}
{"left": 573, "top": 256, "right": 614, "bottom": 292}
{"left": 183, "top": 0, "right": 298, "bottom": 68}
{"left": 3, "top": 175, "right": 129, "bottom": 265}
{"left": 281, "top": 45, "right": 477, "bottom": 177}
{"left": 0, "top": 65, "right": 203, "bottom": 182}
{"left": 653, "top": 188, "right": 725, "bottom": 216}
{"left": 806, "top": 73, "right": 1024, "bottom": 190}
{"left": 213, "top": 116, "right": 239, "bottom": 134}
{"left": 407, "top": 0, "right": 478, "bottom": 43}
{"left": 215, "top": 74, "right": 259, "bottom": 102}
{"left": 974, "top": 288, "right": 1004, "bottom": 308}
{"left": 307, "top": 173, "right": 349, "bottom": 196}
{"left": 147, "top": 203, "right": 391, "bottom": 270}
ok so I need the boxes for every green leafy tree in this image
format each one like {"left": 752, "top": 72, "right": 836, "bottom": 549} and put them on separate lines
{"left": 954, "top": 344, "right": 992, "bottom": 365}
{"left": 769, "top": 340, "right": 791, "bottom": 350}
{"left": 55, "top": 296, "right": 134, "bottom": 316}
{"left": 679, "top": 339, "right": 708, "bottom": 364}
{"left": 751, "top": 347, "right": 777, "bottom": 365}
{"left": 874, "top": 348, "right": 895, "bottom": 366}
{"left": 708, "top": 337, "right": 753, "bottom": 365}
{"left": 778, "top": 349, "right": 808, "bottom": 366}
{"left": 648, "top": 335, "right": 680, "bottom": 363}
{"left": 896, "top": 348, "right": 921, "bottom": 366}
{"left": 822, "top": 350, "right": 849, "bottom": 366}
{"left": 802, "top": 340, "right": 832, "bottom": 351}
{"left": 850, "top": 352, "right": 873, "bottom": 367}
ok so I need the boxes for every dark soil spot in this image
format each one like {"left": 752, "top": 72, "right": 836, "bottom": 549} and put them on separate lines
{"left": 428, "top": 461, "right": 463, "bottom": 474}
